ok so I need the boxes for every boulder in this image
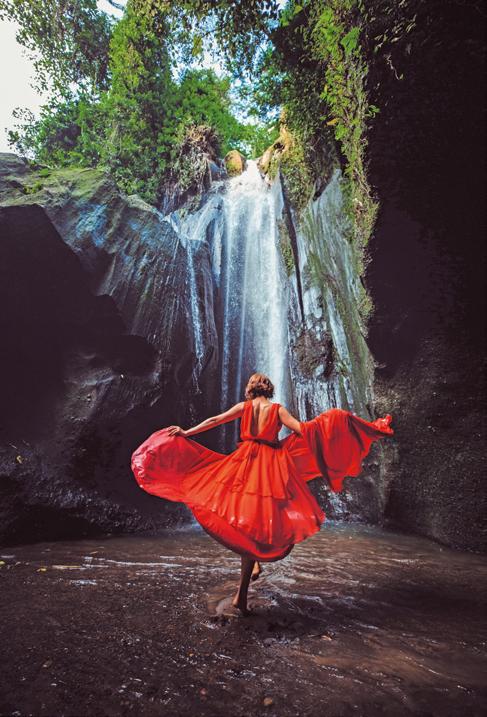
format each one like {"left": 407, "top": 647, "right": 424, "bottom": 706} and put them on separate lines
{"left": 224, "top": 150, "right": 247, "bottom": 176}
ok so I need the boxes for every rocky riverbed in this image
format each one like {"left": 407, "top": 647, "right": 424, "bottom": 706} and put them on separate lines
{"left": 1, "top": 523, "right": 485, "bottom": 717}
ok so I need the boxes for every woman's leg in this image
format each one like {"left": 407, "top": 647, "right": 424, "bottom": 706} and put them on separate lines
{"left": 232, "top": 556, "right": 255, "bottom": 614}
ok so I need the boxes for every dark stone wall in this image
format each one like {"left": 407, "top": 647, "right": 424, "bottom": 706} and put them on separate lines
{"left": 0, "top": 163, "right": 219, "bottom": 546}
{"left": 365, "top": 1, "right": 486, "bottom": 551}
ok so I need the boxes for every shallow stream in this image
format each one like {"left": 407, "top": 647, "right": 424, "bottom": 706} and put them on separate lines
{"left": 1, "top": 523, "right": 485, "bottom": 716}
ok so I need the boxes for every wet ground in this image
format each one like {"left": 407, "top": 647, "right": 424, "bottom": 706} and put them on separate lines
{"left": 0, "top": 523, "right": 486, "bottom": 717}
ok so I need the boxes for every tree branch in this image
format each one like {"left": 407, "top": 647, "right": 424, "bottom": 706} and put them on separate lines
{"left": 106, "top": 0, "right": 125, "bottom": 11}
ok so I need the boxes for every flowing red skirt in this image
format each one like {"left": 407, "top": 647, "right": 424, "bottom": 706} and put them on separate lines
{"left": 131, "top": 408, "right": 393, "bottom": 561}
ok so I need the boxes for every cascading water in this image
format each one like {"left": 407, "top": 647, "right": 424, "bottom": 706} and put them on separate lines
{"left": 215, "top": 161, "right": 292, "bottom": 447}
{"left": 167, "top": 159, "right": 375, "bottom": 462}
{"left": 170, "top": 160, "right": 293, "bottom": 449}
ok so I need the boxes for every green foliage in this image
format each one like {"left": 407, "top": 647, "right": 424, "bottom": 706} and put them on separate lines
{"left": 136, "top": 0, "right": 282, "bottom": 78}
{"left": 244, "top": 122, "right": 280, "bottom": 158}
{"left": 98, "top": 3, "right": 178, "bottom": 202}
{"left": 177, "top": 69, "right": 247, "bottom": 156}
{"left": 7, "top": 95, "right": 105, "bottom": 167}
{"left": 4, "top": 0, "right": 282, "bottom": 204}
{"left": 305, "top": 0, "right": 379, "bottom": 254}
{"left": 100, "top": 4, "right": 272, "bottom": 202}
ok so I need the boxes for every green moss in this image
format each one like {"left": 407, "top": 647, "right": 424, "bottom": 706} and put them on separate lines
{"left": 22, "top": 181, "right": 44, "bottom": 195}
{"left": 259, "top": 121, "right": 317, "bottom": 213}
{"left": 224, "top": 150, "right": 245, "bottom": 176}
{"left": 280, "top": 139, "right": 315, "bottom": 212}
{"left": 277, "top": 218, "right": 295, "bottom": 275}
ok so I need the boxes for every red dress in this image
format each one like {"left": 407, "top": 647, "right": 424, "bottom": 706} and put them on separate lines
{"left": 131, "top": 401, "right": 393, "bottom": 562}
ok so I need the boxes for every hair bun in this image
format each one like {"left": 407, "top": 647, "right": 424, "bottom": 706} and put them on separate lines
{"left": 244, "top": 372, "right": 275, "bottom": 399}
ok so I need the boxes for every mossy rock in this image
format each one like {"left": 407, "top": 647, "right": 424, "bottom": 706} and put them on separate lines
{"left": 224, "top": 150, "right": 246, "bottom": 177}
{"left": 258, "top": 146, "right": 274, "bottom": 176}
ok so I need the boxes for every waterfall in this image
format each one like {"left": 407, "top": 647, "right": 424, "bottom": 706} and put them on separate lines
{"left": 167, "top": 160, "right": 374, "bottom": 456}
{"left": 216, "top": 161, "right": 292, "bottom": 447}
{"left": 168, "top": 160, "right": 292, "bottom": 448}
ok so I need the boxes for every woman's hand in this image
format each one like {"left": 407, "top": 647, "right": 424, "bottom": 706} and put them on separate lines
{"left": 165, "top": 425, "right": 187, "bottom": 437}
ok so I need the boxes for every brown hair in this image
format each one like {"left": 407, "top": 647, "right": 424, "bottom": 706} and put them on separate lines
{"left": 244, "top": 373, "right": 275, "bottom": 400}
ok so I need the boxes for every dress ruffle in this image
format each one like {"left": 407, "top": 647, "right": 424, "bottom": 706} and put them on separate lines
{"left": 131, "top": 404, "right": 393, "bottom": 561}
{"left": 283, "top": 408, "right": 394, "bottom": 492}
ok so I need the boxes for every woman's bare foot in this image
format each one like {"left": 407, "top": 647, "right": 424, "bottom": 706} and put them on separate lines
{"left": 231, "top": 556, "right": 256, "bottom": 616}
{"left": 231, "top": 593, "right": 252, "bottom": 616}
{"left": 251, "top": 561, "right": 262, "bottom": 582}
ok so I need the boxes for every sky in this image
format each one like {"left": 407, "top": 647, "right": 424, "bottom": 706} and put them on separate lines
{"left": 0, "top": 18, "right": 46, "bottom": 153}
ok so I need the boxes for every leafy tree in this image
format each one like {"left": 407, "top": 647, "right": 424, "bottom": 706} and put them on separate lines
{"left": 99, "top": 0, "right": 179, "bottom": 202}
{"left": 3, "top": 0, "right": 282, "bottom": 202}
{"left": 7, "top": 94, "right": 104, "bottom": 166}
{"left": 4, "top": 0, "right": 379, "bottom": 211}
{"left": 134, "top": 0, "right": 282, "bottom": 77}
{"left": 177, "top": 69, "right": 248, "bottom": 155}
{"left": 241, "top": 120, "right": 280, "bottom": 158}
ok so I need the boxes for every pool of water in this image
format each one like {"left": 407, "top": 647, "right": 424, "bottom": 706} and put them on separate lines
{"left": 1, "top": 523, "right": 486, "bottom": 716}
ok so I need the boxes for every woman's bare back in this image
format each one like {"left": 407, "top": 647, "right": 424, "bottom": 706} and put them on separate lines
{"left": 249, "top": 398, "right": 275, "bottom": 436}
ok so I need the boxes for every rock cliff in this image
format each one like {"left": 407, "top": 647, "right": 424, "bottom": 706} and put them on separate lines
{"left": 0, "top": 151, "right": 385, "bottom": 545}
{"left": 0, "top": 155, "right": 219, "bottom": 544}
{"left": 365, "top": 0, "right": 486, "bottom": 551}
{"left": 0, "top": 0, "right": 485, "bottom": 552}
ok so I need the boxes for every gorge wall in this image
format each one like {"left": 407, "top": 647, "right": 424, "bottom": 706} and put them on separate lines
{"left": 0, "top": 1, "right": 484, "bottom": 551}
{"left": 0, "top": 146, "right": 385, "bottom": 545}
{"left": 0, "top": 155, "right": 218, "bottom": 544}
{"left": 364, "top": 0, "right": 486, "bottom": 552}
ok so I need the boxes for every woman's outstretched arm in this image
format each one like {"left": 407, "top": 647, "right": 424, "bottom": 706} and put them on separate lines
{"left": 278, "top": 405, "right": 303, "bottom": 437}
{"left": 166, "top": 401, "right": 246, "bottom": 437}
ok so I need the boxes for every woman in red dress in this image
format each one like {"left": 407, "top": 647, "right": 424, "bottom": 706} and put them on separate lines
{"left": 131, "top": 372, "right": 393, "bottom": 615}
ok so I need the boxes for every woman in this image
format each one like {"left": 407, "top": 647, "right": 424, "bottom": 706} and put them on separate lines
{"left": 131, "top": 372, "right": 393, "bottom": 615}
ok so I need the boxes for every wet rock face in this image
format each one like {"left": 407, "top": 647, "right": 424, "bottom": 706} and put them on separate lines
{"left": 284, "top": 170, "right": 375, "bottom": 422}
{"left": 0, "top": 204, "right": 156, "bottom": 435}
{"left": 0, "top": 155, "right": 219, "bottom": 545}
{"left": 281, "top": 168, "right": 387, "bottom": 525}
{"left": 292, "top": 327, "right": 334, "bottom": 381}
{"left": 365, "top": 1, "right": 486, "bottom": 551}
